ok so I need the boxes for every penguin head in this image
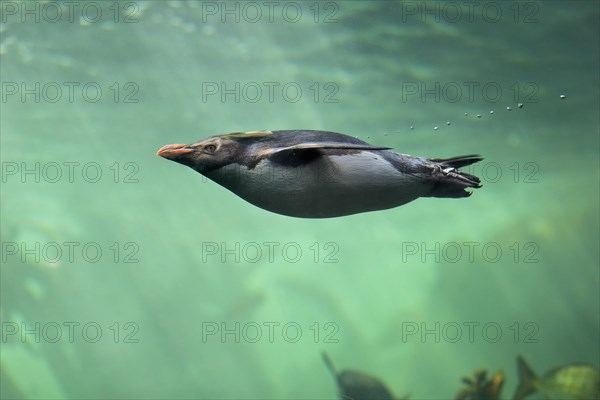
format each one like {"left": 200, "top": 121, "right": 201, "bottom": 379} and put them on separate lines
{"left": 158, "top": 131, "right": 274, "bottom": 174}
{"left": 157, "top": 136, "right": 241, "bottom": 174}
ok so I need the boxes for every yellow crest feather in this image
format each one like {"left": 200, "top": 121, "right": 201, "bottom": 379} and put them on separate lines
{"left": 219, "top": 131, "right": 272, "bottom": 139}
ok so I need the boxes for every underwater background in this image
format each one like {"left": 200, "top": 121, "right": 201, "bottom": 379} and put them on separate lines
{"left": 1, "top": 1, "right": 599, "bottom": 399}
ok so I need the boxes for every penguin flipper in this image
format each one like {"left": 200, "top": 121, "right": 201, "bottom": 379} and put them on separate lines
{"left": 261, "top": 142, "right": 391, "bottom": 157}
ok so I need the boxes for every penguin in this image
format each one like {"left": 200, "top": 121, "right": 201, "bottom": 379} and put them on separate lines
{"left": 157, "top": 130, "right": 483, "bottom": 218}
{"left": 321, "top": 352, "right": 397, "bottom": 400}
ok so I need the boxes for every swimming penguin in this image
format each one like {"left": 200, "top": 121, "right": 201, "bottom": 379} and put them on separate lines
{"left": 157, "top": 130, "right": 483, "bottom": 218}
{"left": 321, "top": 352, "right": 399, "bottom": 400}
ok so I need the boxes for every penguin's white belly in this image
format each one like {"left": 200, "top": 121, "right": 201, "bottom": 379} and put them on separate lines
{"left": 208, "top": 152, "right": 432, "bottom": 218}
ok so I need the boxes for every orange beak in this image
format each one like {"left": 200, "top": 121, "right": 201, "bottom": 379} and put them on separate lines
{"left": 156, "top": 144, "right": 194, "bottom": 159}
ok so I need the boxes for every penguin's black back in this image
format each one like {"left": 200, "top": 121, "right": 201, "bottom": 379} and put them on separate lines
{"left": 235, "top": 130, "right": 371, "bottom": 148}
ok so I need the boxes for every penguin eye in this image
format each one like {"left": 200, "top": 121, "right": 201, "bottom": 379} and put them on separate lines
{"left": 204, "top": 144, "right": 217, "bottom": 154}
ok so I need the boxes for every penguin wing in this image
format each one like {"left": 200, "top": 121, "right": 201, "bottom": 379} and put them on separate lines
{"left": 261, "top": 142, "right": 391, "bottom": 157}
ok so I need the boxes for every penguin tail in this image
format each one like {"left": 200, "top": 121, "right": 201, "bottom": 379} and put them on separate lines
{"left": 425, "top": 155, "right": 483, "bottom": 198}
{"left": 433, "top": 154, "right": 483, "bottom": 169}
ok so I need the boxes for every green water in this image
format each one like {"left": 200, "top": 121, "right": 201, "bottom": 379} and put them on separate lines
{"left": 1, "top": 1, "right": 598, "bottom": 399}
